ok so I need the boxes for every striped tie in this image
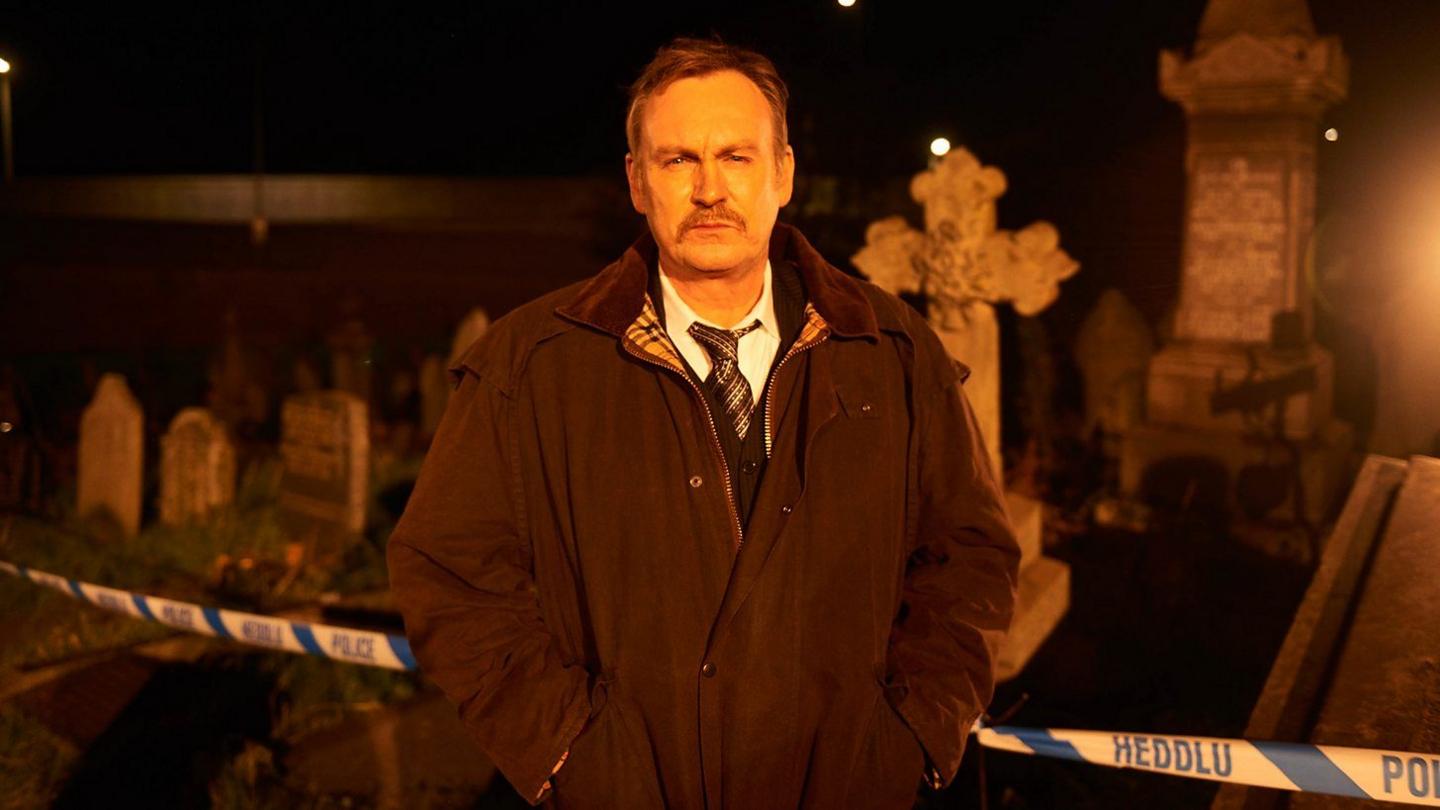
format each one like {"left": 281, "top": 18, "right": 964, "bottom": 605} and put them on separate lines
{"left": 688, "top": 320, "right": 763, "bottom": 440}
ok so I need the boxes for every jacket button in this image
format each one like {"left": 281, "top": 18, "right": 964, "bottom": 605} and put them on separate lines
{"left": 689, "top": 475, "right": 703, "bottom": 488}
{"left": 701, "top": 662, "right": 717, "bottom": 678}
{"left": 741, "top": 460, "right": 758, "bottom": 475}
{"left": 780, "top": 504, "right": 793, "bottom": 515}
{"left": 860, "top": 402, "right": 873, "bottom": 414}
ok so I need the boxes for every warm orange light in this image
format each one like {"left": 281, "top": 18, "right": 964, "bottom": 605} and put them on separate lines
{"left": 1324, "top": 127, "right": 1339, "bottom": 142}
{"left": 837, "top": 0, "right": 856, "bottom": 7}
{"left": 0, "top": 58, "right": 10, "bottom": 74}
{"left": 930, "top": 137, "right": 951, "bottom": 157}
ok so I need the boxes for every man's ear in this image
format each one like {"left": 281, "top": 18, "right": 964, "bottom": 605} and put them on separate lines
{"left": 626, "top": 153, "right": 648, "bottom": 215}
{"left": 776, "top": 144, "right": 795, "bottom": 208}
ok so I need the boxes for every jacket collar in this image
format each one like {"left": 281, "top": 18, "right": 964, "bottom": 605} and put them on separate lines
{"left": 555, "top": 223, "right": 881, "bottom": 341}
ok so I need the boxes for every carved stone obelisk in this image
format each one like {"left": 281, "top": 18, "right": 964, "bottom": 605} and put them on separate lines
{"left": 1121, "top": 0, "right": 1353, "bottom": 544}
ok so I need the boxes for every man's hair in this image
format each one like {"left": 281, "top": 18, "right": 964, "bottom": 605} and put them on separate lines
{"left": 626, "top": 37, "right": 790, "bottom": 161}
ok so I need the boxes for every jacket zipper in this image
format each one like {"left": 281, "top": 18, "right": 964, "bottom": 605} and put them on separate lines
{"left": 620, "top": 343, "right": 746, "bottom": 551}
{"left": 762, "top": 330, "right": 830, "bottom": 460}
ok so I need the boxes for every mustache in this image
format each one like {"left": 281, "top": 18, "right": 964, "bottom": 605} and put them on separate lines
{"left": 679, "top": 206, "right": 746, "bottom": 236}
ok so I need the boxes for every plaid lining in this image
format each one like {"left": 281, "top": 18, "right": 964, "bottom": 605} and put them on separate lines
{"left": 622, "top": 296, "right": 830, "bottom": 380}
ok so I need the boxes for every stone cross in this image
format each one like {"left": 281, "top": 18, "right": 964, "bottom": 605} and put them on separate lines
{"left": 853, "top": 148, "right": 1078, "bottom": 476}
{"left": 78, "top": 373, "right": 144, "bottom": 538}
{"left": 159, "top": 407, "right": 236, "bottom": 526}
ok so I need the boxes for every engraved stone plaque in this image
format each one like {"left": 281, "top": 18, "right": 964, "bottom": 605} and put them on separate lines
{"left": 1176, "top": 154, "right": 1289, "bottom": 343}
{"left": 278, "top": 391, "right": 368, "bottom": 541}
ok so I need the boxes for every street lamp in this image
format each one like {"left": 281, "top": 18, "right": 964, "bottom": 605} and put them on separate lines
{"left": 0, "top": 57, "right": 12, "bottom": 183}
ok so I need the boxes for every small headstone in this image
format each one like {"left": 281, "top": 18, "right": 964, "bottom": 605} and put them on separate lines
{"left": 328, "top": 320, "right": 375, "bottom": 403}
{"left": 293, "top": 357, "right": 322, "bottom": 394}
{"left": 208, "top": 311, "right": 270, "bottom": 432}
{"left": 1074, "top": 289, "right": 1154, "bottom": 439}
{"left": 159, "top": 408, "right": 236, "bottom": 526}
{"left": 78, "top": 374, "right": 144, "bottom": 538}
{"left": 418, "top": 355, "right": 450, "bottom": 437}
{"left": 448, "top": 308, "right": 491, "bottom": 366}
{"left": 278, "top": 391, "right": 369, "bottom": 547}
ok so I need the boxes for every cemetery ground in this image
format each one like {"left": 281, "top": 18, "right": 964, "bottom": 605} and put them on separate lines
{"left": 0, "top": 442, "right": 1315, "bottom": 809}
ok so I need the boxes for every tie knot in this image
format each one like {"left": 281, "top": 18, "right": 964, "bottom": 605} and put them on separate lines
{"left": 688, "top": 320, "right": 762, "bottom": 361}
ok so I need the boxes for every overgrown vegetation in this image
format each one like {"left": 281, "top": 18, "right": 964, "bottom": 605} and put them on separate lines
{"left": 0, "top": 705, "right": 78, "bottom": 810}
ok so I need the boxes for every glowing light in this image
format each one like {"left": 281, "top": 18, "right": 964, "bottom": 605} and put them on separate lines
{"left": 1324, "top": 127, "right": 1339, "bottom": 142}
{"left": 837, "top": 0, "right": 856, "bottom": 6}
{"left": 0, "top": 58, "right": 10, "bottom": 74}
{"left": 0, "top": 421, "right": 11, "bottom": 433}
{"left": 930, "top": 137, "right": 951, "bottom": 157}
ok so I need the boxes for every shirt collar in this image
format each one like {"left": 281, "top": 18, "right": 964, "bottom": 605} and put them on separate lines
{"left": 657, "top": 260, "right": 779, "bottom": 339}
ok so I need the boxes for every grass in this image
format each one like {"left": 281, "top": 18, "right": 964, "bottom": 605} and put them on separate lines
{"left": 0, "top": 705, "right": 78, "bottom": 810}
{"left": 1, "top": 447, "right": 432, "bottom": 804}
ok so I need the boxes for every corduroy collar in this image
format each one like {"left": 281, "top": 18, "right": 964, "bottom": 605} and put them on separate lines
{"left": 555, "top": 222, "right": 880, "bottom": 341}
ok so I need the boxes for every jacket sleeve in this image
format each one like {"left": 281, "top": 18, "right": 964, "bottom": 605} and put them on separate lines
{"left": 387, "top": 367, "right": 591, "bottom": 804}
{"left": 886, "top": 358, "right": 1021, "bottom": 788}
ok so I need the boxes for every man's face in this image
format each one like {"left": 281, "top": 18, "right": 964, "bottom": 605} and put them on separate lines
{"left": 627, "top": 70, "right": 794, "bottom": 279}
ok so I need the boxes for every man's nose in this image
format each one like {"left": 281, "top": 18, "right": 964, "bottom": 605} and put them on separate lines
{"left": 691, "top": 158, "right": 728, "bottom": 207}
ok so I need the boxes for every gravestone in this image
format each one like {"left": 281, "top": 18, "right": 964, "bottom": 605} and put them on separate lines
{"left": 208, "top": 311, "right": 270, "bottom": 432}
{"left": 327, "top": 318, "right": 375, "bottom": 404}
{"left": 418, "top": 355, "right": 450, "bottom": 438}
{"left": 448, "top": 308, "right": 490, "bottom": 366}
{"left": 278, "top": 392, "right": 369, "bottom": 550}
{"left": 78, "top": 374, "right": 144, "bottom": 538}
{"left": 159, "top": 408, "right": 236, "bottom": 526}
{"left": 1121, "top": 0, "right": 1353, "bottom": 535}
{"left": 1074, "top": 289, "right": 1154, "bottom": 448}
{"left": 853, "top": 148, "right": 1079, "bottom": 679}
{"left": 854, "top": 149, "right": 1079, "bottom": 478}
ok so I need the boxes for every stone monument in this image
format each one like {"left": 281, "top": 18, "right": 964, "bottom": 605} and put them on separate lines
{"left": 448, "top": 307, "right": 491, "bottom": 366}
{"left": 278, "top": 391, "right": 369, "bottom": 553}
{"left": 208, "top": 310, "right": 270, "bottom": 433}
{"left": 1121, "top": 0, "right": 1352, "bottom": 536}
{"left": 853, "top": 148, "right": 1079, "bottom": 679}
{"left": 1074, "top": 289, "right": 1155, "bottom": 455}
{"left": 78, "top": 373, "right": 144, "bottom": 538}
{"left": 159, "top": 408, "right": 236, "bottom": 526}
{"left": 418, "top": 355, "right": 450, "bottom": 438}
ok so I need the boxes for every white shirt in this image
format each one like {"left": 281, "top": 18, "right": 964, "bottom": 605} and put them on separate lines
{"left": 658, "top": 261, "right": 781, "bottom": 406}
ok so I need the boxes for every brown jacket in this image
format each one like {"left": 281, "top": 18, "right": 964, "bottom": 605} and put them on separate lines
{"left": 387, "top": 224, "right": 1019, "bottom": 809}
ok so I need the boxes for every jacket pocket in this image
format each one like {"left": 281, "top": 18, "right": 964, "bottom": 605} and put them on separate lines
{"left": 843, "top": 693, "right": 925, "bottom": 810}
{"left": 551, "top": 687, "right": 665, "bottom": 810}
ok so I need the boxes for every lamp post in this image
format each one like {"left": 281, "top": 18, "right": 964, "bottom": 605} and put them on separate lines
{"left": 0, "top": 57, "right": 12, "bottom": 183}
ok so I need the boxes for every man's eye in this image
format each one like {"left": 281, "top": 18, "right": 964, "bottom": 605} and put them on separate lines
{"left": 727, "top": 155, "right": 751, "bottom": 163}
{"left": 665, "top": 156, "right": 689, "bottom": 166}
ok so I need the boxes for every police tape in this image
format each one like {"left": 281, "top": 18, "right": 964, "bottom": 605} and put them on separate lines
{"left": 0, "top": 559, "right": 417, "bottom": 672}
{"left": 978, "top": 724, "right": 1440, "bottom": 805}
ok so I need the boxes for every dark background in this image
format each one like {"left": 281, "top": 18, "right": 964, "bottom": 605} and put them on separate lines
{"left": 3, "top": 0, "right": 1440, "bottom": 443}
{"left": 4, "top": 0, "right": 1438, "bottom": 320}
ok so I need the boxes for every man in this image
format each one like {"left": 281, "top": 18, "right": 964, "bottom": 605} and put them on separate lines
{"left": 388, "top": 37, "right": 1019, "bottom": 810}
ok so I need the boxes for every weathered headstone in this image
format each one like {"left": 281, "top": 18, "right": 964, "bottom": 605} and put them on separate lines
{"left": 327, "top": 319, "right": 375, "bottom": 404}
{"left": 1074, "top": 289, "right": 1154, "bottom": 445}
{"left": 418, "top": 355, "right": 450, "bottom": 438}
{"left": 208, "top": 311, "right": 270, "bottom": 432}
{"left": 448, "top": 308, "right": 491, "bottom": 366}
{"left": 853, "top": 148, "right": 1079, "bottom": 680}
{"left": 278, "top": 392, "right": 369, "bottom": 547}
{"left": 1121, "top": 0, "right": 1353, "bottom": 533}
{"left": 78, "top": 374, "right": 144, "bottom": 538}
{"left": 159, "top": 408, "right": 236, "bottom": 526}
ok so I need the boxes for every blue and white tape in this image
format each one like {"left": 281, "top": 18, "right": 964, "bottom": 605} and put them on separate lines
{"left": 979, "top": 724, "right": 1440, "bottom": 806}
{"left": 0, "top": 559, "right": 417, "bottom": 672}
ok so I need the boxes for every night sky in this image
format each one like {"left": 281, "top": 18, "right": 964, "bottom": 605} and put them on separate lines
{"left": 3, "top": 1, "right": 1434, "bottom": 181}
{"left": 4, "top": 0, "right": 1440, "bottom": 346}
